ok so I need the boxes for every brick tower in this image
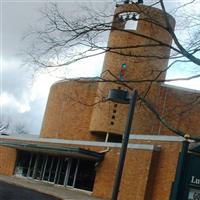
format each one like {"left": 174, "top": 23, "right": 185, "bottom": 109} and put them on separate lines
{"left": 89, "top": 2, "right": 175, "bottom": 137}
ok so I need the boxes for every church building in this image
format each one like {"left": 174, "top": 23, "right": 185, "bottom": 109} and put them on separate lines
{"left": 1, "top": 1, "right": 200, "bottom": 200}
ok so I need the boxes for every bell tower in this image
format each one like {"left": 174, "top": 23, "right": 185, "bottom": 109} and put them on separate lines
{"left": 89, "top": 2, "right": 175, "bottom": 137}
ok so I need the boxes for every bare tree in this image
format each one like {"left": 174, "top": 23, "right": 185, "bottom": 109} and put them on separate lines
{"left": 25, "top": 1, "right": 200, "bottom": 69}
{"left": 14, "top": 124, "right": 28, "bottom": 135}
{"left": 0, "top": 116, "right": 28, "bottom": 135}
{"left": 24, "top": 0, "right": 200, "bottom": 140}
{"left": 0, "top": 122, "right": 10, "bottom": 135}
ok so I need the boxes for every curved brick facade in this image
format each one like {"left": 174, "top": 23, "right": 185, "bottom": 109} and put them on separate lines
{"left": 40, "top": 3, "right": 200, "bottom": 139}
{"left": 40, "top": 80, "right": 98, "bottom": 140}
{"left": 89, "top": 4, "right": 175, "bottom": 135}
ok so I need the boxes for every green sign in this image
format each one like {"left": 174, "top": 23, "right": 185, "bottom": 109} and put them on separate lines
{"left": 185, "top": 154, "right": 200, "bottom": 200}
{"left": 170, "top": 144, "right": 200, "bottom": 200}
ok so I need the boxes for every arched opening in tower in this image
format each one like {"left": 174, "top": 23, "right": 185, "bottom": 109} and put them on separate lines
{"left": 118, "top": 12, "right": 140, "bottom": 30}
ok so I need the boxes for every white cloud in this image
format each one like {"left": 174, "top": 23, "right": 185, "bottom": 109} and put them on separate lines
{"left": 0, "top": 92, "right": 31, "bottom": 113}
{"left": 66, "top": 54, "right": 103, "bottom": 78}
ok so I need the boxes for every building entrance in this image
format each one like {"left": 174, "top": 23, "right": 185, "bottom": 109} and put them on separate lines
{"left": 14, "top": 151, "right": 96, "bottom": 191}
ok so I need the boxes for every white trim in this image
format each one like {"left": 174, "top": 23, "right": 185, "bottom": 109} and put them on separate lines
{"left": 0, "top": 135, "right": 159, "bottom": 151}
{"left": 52, "top": 77, "right": 99, "bottom": 86}
{"left": 128, "top": 144, "right": 161, "bottom": 151}
{"left": 129, "top": 134, "right": 184, "bottom": 142}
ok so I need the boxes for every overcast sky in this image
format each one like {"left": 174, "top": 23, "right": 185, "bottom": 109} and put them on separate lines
{"left": 1, "top": 0, "right": 200, "bottom": 135}
{"left": 0, "top": 1, "right": 107, "bottom": 134}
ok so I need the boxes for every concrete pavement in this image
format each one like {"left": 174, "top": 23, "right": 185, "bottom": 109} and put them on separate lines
{"left": 0, "top": 175, "right": 105, "bottom": 200}
{"left": 0, "top": 181, "right": 60, "bottom": 200}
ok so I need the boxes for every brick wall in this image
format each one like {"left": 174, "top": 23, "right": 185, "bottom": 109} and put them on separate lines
{"left": 89, "top": 4, "right": 175, "bottom": 136}
{"left": 40, "top": 80, "right": 98, "bottom": 141}
{"left": 93, "top": 141, "right": 181, "bottom": 200}
{"left": 0, "top": 146, "right": 17, "bottom": 176}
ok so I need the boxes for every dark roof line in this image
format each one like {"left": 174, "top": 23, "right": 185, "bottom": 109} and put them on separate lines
{"left": 0, "top": 141, "right": 104, "bottom": 161}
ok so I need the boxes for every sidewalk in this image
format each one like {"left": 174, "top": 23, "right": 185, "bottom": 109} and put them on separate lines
{"left": 0, "top": 175, "right": 105, "bottom": 200}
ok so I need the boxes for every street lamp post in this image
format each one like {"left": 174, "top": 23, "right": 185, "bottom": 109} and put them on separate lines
{"left": 107, "top": 89, "right": 138, "bottom": 200}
